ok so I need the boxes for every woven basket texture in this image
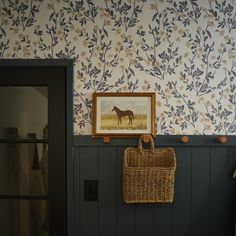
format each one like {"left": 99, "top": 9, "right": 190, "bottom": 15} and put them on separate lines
{"left": 123, "top": 135, "right": 176, "bottom": 203}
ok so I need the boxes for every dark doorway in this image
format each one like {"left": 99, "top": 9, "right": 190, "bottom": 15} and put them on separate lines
{"left": 0, "top": 59, "right": 73, "bottom": 236}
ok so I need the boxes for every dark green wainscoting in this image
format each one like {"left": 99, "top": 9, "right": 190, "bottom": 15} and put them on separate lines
{"left": 72, "top": 135, "right": 236, "bottom": 236}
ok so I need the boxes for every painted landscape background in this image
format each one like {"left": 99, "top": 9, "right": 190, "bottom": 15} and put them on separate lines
{"left": 99, "top": 98, "right": 148, "bottom": 131}
{"left": 100, "top": 114, "right": 147, "bottom": 130}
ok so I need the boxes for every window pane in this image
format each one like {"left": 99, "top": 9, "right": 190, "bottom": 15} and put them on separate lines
{"left": 0, "top": 143, "right": 48, "bottom": 195}
{"left": 0, "top": 86, "right": 48, "bottom": 139}
{"left": 0, "top": 199, "right": 49, "bottom": 236}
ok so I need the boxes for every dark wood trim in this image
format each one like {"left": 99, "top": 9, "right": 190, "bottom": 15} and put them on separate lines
{"left": 65, "top": 60, "right": 74, "bottom": 236}
{"left": 0, "top": 59, "right": 73, "bottom": 67}
{"left": 0, "top": 195, "right": 48, "bottom": 200}
{"left": 0, "top": 59, "right": 73, "bottom": 236}
{"left": 0, "top": 139, "right": 48, "bottom": 143}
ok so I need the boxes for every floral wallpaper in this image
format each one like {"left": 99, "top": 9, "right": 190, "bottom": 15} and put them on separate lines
{"left": 0, "top": 0, "right": 236, "bottom": 135}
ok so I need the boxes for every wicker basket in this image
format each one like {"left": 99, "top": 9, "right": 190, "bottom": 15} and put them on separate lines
{"left": 123, "top": 135, "right": 176, "bottom": 203}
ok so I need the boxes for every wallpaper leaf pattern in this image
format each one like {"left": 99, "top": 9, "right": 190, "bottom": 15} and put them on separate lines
{"left": 0, "top": 0, "right": 236, "bottom": 135}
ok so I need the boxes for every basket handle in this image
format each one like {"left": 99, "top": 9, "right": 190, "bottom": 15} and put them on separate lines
{"left": 138, "top": 135, "right": 155, "bottom": 153}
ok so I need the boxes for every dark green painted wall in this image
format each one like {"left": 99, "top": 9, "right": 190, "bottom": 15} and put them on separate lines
{"left": 72, "top": 135, "right": 236, "bottom": 236}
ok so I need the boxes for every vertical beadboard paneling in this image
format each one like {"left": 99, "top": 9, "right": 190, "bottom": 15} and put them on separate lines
{"left": 192, "top": 147, "right": 210, "bottom": 236}
{"left": 79, "top": 147, "right": 98, "bottom": 236}
{"left": 98, "top": 147, "right": 117, "bottom": 236}
{"left": 117, "top": 147, "right": 135, "bottom": 236}
{"left": 74, "top": 136, "right": 236, "bottom": 236}
{"left": 228, "top": 147, "right": 236, "bottom": 235}
{"left": 74, "top": 147, "right": 80, "bottom": 236}
{"left": 154, "top": 203, "right": 173, "bottom": 236}
{"left": 136, "top": 204, "right": 154, "bottom": 236}
{"left": 172, "top": 147, "right": 192, "bottom": 236}
{"left": 210, "top": 147, "right": 228, "bottom": 236}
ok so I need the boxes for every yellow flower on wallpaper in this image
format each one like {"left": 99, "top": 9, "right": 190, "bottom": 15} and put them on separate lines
{"left": 207, "top": 20, "right": 214, "bottom": 27}
{"left": 32, "top": 41, "right": 38, "bottom": 47}
{"left": 47, "top": 3, "right": 54, "bottom": 9}
{"left": 18, "top": 33, "right": 24, "bottom": 40}
{"left": 81, "top": 51, "right": 86, "bottom": 57}
{"left": 211, "top": 94, "right": 216, "bottom": 99}
{"left": 104, "top": 19, "right": 111, "bottom": 26}
{"left": 197, "top": 47, "right": 204, "bottom": 54}
{"left": 119, "top": 63, "right": 124, "bottom": 69}
{"left": 125, "top": 48, "right": 133, "bottom": 58}
{"left": 224, "top": 35, "right": 230, "bottom": 41}
{"left": 2, "top": 19, "right": 8, "bottom": 25}
{"left": 83, "top": 40, "right": 88, "bottom": 47}
{"left": 197, "top": 97, "right": 205, "bottom": 104}
{"left": 122, "top": 85, "right": 128, "bottom": 91}
{"left": 228, "top": 50, "right": 236, "bottom": 59}
{"left": 150, "top": 3, "right": 157, "bottom": 10}
{"left": 23, "top": 47, "right": 31, "bottom": 57}
{"left": 222, "top": 60, "right": 227, "bottom": 65}
{"left": 157, "top": 101, "right": 162, "bottom": 107}
{"left": 224, "top": 88, "right": 230, "bottom": 94}
{"left": 205, "top": 101, "right": 212, "bottom": 107}
{"left": 73, "top": 36, "right": 78, "bottom": 41}
{"left": 185, "top": 41, "right": 191, "bottom": 48}
{"left": 176, "top": 37, "right": 181, "bottom": 42}
{"left": 183, "top": 52, "right": 189, "bottom": 58}
{"left": 115, "top": 28, "right": 121, "bottom": 35}
{"left": 159, "top": 30, "right": 166, "bottom": 40}
{"left": 205, "top": 124, "right": 212, "bottom": 131}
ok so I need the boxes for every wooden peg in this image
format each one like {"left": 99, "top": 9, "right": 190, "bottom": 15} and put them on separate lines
{"left": 217, "top": 136, "right": 227, "bottom": 144}
{"left": 142, "top": 135, "right": 151, "bottom": 143}
{"left": 103, "top": 136, "right": 111, "bottom": 144}
{"left": 179, "top": 135, "right": 189, "bottom": 143}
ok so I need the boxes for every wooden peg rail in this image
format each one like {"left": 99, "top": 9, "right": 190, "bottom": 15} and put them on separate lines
{"left": 103, "top": 136, "right": 111, "bottom": 144}
{"left": 142, "top": 135, "right": 151, "bottom": 143}
{"left": 101, "top": 135, "right": 228, "bottom": 144}
{"left": 179, "top": 135, "right": 189, "bottom": 143}
{"left": 217, "top": 136, "right": 227, "bottom": 144}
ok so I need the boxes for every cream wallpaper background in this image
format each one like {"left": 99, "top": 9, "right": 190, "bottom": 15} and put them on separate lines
{"left": 0, "top": 0, "right": 236, "bottom": 135}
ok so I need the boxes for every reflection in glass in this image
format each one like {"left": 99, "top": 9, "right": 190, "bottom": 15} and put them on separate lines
{"left": 0, "top": 199, "right": 48, "bottom": 236}
{"left": 0, "top": 143, "right": 48, "bottom": 195}
{"left": 0, "top": 86, "right": 48, "bottom": 139}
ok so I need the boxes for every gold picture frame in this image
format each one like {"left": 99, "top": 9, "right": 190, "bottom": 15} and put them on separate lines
{"left": 92, "top": 92, "right": 156, "bottom": 138}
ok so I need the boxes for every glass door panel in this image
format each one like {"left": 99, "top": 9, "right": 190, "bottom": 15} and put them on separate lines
{"left": 0, "top": 86, "right": 49, "bottom": 235}
{"left": 0, "top": 143, "right": 48, "bottom": 195}
{"left": 0, "top": 86, "right": 48, "bottom": 139}
{"left": 0, "top": 199, "right": 48, "bottom": 236}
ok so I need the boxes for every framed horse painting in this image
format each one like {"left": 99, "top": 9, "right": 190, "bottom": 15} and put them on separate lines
{"left": 92, "top": 92, "right": 156, "bottom": 138}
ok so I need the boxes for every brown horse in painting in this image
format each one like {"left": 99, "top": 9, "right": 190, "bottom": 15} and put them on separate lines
{"left": 112, "top": 106, "right": 134, "bottom": 125}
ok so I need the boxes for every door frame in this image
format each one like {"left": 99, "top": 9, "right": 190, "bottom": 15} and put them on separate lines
{"left": 0, "top": 59, "right": 74, "bottom": 236}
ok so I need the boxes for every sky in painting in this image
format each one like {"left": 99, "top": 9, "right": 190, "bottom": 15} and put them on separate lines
{"left": 100, "top": 97, "right": 148, "bottom": 115}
